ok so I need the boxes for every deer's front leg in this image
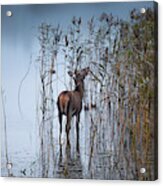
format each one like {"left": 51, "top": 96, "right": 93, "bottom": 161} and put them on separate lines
{"left": 76, "top": 114, "right": 80, "bottom": 154}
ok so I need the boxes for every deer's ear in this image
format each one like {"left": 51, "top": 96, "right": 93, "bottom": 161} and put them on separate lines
{"left": 82, "top": 67, "right": 90, "bottom": 77}
{"left": 85, "top": 67, "right": 90, "bottom": 75}
{"left": 68, "top": 71, "right": 73, "bottom": 77}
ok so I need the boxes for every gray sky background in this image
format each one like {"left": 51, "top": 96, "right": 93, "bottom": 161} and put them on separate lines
{"left": 1, "top": 1, "right": 154, "bottom": 126}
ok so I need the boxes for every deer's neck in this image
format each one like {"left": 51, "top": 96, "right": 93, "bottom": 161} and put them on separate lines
{"left": 75, "top": 83, "right": 84, "bottom": 99}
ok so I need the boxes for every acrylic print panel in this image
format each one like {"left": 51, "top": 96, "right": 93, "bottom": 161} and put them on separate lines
{"left": 1, "top": 1, "right": 158, "bottom": 180}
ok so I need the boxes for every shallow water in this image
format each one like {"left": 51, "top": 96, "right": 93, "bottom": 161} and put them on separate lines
{"left": 1, "top": 103, "right": 154, "bottom": 180}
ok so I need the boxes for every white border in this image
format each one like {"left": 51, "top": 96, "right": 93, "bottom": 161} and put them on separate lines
{"left": 0, "top": 0, "right": 162, "bottom": 186}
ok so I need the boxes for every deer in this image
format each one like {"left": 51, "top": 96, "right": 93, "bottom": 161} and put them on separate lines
{"left": 57, "top": 67, "right": 90, "bottom": 158}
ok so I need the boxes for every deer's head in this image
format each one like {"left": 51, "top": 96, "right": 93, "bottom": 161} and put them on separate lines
{"left": 68, "top": 67, "right": 90, "bottom": 88}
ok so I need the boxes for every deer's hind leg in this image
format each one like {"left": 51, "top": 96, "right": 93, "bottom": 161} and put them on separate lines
{"left": 66, "top": 111, "right": 72, "bottom": 149}
{"left": 65, "top": 98, "right": 72, "bottom": 150}
{"left": 58, "top": 112, "right": 63, "bottom": 159}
